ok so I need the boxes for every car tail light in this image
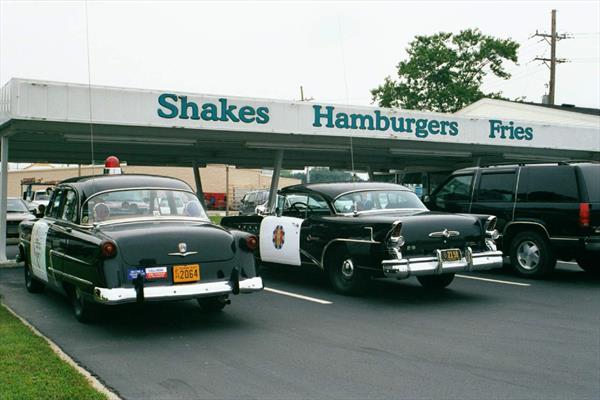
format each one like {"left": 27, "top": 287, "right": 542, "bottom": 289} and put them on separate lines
{"left": 389, "top": 222, "right": 405, "bottom": 246}
{"left": 579, "top": 203, "right": 591, "bottom": 228}
{"left": 243, "top": 235, "right": 258, "bottom": 251}
{"left": 100, "top": 240, "right": 117, "bottom": 259}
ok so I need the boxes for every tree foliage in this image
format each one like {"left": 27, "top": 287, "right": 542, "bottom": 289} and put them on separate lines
{"left": 371, "top": 29, "right": 519, "bottom": 113}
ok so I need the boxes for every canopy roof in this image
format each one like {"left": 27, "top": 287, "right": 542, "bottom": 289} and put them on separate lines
{"left": 1, "top": 78, "right": 599, "bottom": 172}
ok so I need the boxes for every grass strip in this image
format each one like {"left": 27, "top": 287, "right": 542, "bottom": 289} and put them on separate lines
{"left": 0, "top": 304, "right": 107, "bottom": 400}
{"left": 209, "top": 215, "right": 223, "bottom": 225}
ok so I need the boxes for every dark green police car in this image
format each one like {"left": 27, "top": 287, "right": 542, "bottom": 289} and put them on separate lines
{"left": 18, "top": 172, "right": 263, "bottom": 322}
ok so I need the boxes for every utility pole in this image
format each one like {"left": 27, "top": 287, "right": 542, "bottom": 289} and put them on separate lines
{"left": 533, "top": 9, "right": 571, "bottom": 104}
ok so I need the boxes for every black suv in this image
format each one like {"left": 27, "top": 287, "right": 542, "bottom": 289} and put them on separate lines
{"left": 425, "top": 162, "right": 600, "bottom": 277}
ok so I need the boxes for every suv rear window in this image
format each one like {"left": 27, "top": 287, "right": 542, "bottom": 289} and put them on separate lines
{"left": 578, "top": 165, "right": 600, "bottom": 202}
{"left": 526, "top": 166, "right": 579, "bottom": 202}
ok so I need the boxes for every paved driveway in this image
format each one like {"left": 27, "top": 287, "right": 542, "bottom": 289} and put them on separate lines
{"left": 1, "top": 263, "right": 598, "bottom": 399}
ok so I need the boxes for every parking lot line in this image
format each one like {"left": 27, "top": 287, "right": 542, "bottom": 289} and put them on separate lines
{"left": 264, "top": 287, "right": 333, "bottom": 304}
{"left": 455, "top": 274, "right": 531, "bottom": 287}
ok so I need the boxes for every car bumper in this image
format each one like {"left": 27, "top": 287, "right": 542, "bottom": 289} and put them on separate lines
{"left": 93, "top": 277, "right": 264, "bottom": 305}
{"left": 584, "top": 236, "right": 600, "bottom": 252}
{"left": 382, "top": 247, "right": 503, "bottom": 279}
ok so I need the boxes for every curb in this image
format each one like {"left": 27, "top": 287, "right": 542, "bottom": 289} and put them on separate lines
{"left": 2, "top": 304, "right": 121, "bottom": 400}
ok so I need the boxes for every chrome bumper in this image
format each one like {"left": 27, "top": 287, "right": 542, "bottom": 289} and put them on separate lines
{"left": 382, "top": 247, "right": 503, "bottom": 279}
{"left": 93, "top": 277, "right": 263, "bottom": 305}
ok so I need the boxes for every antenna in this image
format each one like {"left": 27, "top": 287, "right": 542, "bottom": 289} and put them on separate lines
{"left": 84, "top": 0, "right": 96, "bottom": 175}
{"left": 336, "top": 14, "right": 356, "bottom": 180}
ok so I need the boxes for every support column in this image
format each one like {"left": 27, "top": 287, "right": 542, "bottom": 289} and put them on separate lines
{"left": 268, "top": 150, "right": 284, "bottom": 213}
{"left": 0, "top": 136, "right": 9, "bottom": 262}
{"left": 225, "top": 165, "right": 230, "bottom": 216}
{"left": 192, "top": 161, "right": 207, "bottom": 210}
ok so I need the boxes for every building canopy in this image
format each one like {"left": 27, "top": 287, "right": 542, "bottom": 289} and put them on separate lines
{"left": 1, "top": 79, "right": 598, "bottom": 172}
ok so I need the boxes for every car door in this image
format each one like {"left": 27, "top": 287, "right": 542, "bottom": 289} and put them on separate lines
{"left": 258, "top": 193, "right": 307, "bottom": 266}
{"left": 469, "top": 168, "right": 518, "bottom": 232}
{"left": 30, "top": 188, "right": 64, "bottom": 284}
{"left": 428, "top": 173, "right": 475, "bottom": 213}
{"left": 58, "top": 188, "right": 103, "bottom": 285}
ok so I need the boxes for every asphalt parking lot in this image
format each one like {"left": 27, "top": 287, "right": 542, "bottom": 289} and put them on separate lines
{"left": 1, "top": 253, "right": 598, "bottom": 400}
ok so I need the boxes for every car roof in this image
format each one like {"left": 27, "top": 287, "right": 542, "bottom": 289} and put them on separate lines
{"left": 58, "top": 174, "right": 192, "bottom": 199}
{"left": 280, "top": 182, "right": 411, "bottom": 201}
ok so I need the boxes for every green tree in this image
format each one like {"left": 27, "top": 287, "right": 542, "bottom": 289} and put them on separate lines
{"left": 371, "top": 29, "right": 519, "bottom": 113}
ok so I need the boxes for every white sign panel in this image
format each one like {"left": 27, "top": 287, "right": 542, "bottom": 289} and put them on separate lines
{"left": 3, "top": 79, "right": 599, "bottom": 153}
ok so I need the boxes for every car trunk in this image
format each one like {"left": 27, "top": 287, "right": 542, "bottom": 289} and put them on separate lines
{"left": 100, "top": 220, "right": 236, "bottom": 266}
{"left": 397, "top": 212, "right": 485, "bottom": 257}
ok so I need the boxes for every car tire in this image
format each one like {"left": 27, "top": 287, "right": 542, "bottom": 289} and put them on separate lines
{"left": 71, "top": 286, "right": 96, "bottom": 323}
{"left": 509, "top": 231, "right": 556, "bottom": 278}
{"left": 24, "top": 264, "right": 45, "bottom": 293}
{"left": 325, "top": 251, "right": 367, "bottom": 295}
{"left": 417, "top": 273, "right": 455, "bottom": 290}
{"left": 197, "top": 295, "right": 229, "bottom": 312}
{"left": 576, "top": 254, "right": 599, "bottom": 276}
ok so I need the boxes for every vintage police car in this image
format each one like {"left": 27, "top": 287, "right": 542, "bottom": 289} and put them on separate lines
{"left": 18, "top": 164, "right": 263, "bottom": 322}
{"left": 222, "top": 182, "right": 503, "bottom": 294}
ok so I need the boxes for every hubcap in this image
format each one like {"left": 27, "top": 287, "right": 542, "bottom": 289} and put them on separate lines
{"left": 517, "top": 240, "right": 540, "bottom": 270}
{"left": 341, "top": 258, "right": 355, "bottom": 279}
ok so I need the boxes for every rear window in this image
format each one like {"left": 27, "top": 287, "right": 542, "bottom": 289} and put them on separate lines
{"left": 526, "top": 166, "right": 579, "bottom": 202}
{"left": 579, "top": 165, "right": 600, "bottom": 202}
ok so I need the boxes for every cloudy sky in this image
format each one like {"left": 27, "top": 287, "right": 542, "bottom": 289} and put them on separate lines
{"left": 1, "top": 0, "right": 599, "bottom": 109}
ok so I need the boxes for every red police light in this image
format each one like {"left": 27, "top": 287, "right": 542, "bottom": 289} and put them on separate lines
{"left": 105, "top": 156, "right": 120, "bottom": 168}
{"left": 104, "top": 156, "right": 122, "bottom": 175}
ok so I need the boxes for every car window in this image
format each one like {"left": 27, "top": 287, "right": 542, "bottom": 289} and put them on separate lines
{"left": 82, "top": 189, "right": 208, "bottom": 224}
{"left": 333, "top": 190, "right": 426, "bottom": 213}
{"left": 526, "top": 166, "right": 579, "bottom": 202}
{"left": 579, "top": 165, "right": 600, "bottom": 202}
{"left": 47, "top": 189, "right": 64, "bottom": 218}
{"left": 476, "top": 173, "right": 516, "bottom": 202}
{"left": 61, "top": 190, "right": 78, "bottom": 222}
{"left": 246, "top": 192, "right": 257, "bottom": 204}
{"left": 435, "top": 175, "right": 473, "bottom": 202}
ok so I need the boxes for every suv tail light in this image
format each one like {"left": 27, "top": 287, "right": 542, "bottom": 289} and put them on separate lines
{"left": 579, "top": 203, "right": 591, "bottom": 228}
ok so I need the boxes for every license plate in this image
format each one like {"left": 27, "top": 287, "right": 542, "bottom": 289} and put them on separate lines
{"left": 173, "top": 264, "right": 200, "bottom": 283}
{"left": 441, "top": 249, "right": 462, "bottom": 262}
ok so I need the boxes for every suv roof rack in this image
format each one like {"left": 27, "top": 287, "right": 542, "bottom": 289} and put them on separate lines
{"left": 477, "top": 160, "right": 599, "bottom": 168}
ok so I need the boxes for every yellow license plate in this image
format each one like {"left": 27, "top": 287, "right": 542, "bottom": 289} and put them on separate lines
{"left": 441, "top": 249, "right": 461, "bottom": 262}
{"left": 173, "top": 264, "right": 200, "bottom": 283}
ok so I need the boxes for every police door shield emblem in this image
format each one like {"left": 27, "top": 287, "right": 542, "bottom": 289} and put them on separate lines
{"left": 273, "top": 225, "right": 285, "bottom": 249}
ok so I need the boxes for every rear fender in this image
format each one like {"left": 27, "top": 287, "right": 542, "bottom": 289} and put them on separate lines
{"left": 321, "top": 239, "right": 379, "bottom": 270}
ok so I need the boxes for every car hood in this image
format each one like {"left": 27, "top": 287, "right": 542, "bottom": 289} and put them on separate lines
{"left": 98, "top": 220, "right": 236, "bottom": 265}
{"left": 6, "top": 212, "right": 35, "bottom": 222}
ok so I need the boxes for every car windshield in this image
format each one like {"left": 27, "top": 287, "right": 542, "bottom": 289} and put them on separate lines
{"left": 7, "top": 199, "right": 28, "bottom": 213}
{"left": 34, "top": 192, "right": 50, "bottom": 201}
{"left": 333, "top": 190, "right": 427, "bottom": 213}
{"left": 81, "top": 189, "right": 208, "bottom": 224}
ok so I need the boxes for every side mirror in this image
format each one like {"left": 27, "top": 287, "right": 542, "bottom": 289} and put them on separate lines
{"left": 422, "top": 195, "right": 431, "bottom": 204}
{"left": 275, "top": 207, "right": 282, "bottom": 217}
